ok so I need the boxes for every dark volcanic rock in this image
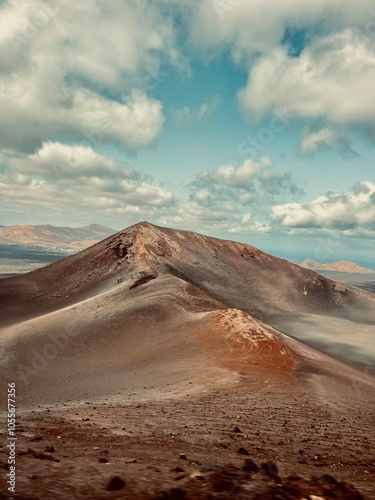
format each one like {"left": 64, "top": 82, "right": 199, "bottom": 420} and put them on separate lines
{"left": 106, "top": 476, "right": 126, "bottom": 491}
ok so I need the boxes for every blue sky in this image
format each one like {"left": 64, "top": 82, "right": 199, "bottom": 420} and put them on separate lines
{"left": 0, "top": 1, "right": 375, "bottom": 266}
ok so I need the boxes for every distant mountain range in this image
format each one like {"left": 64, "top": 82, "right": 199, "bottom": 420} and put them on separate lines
{"left": 299, "top": 258, "right": 375, "bottom": 274}
{"left": 0, "top": 224, "right": 115, "bottom": 249}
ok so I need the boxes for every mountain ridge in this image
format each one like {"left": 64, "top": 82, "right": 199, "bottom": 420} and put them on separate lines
{"left": 0, "top": 223, "right": 115, "bottom": 249}
{"left": 299, "top": 258, "right": 375, "bottom": 274}
{"left": 1, "top": 221, "right": 374, "bottom": 374}
{"left": 1, "top": 221, "right": 375, "bottom": 409}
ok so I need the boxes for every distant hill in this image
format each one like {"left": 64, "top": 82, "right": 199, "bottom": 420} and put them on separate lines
{"left": 299, "top": 258, "right": 375, "bottom": 274}
{"left": 0, "top": 224, "right": 115, "bottom": 249}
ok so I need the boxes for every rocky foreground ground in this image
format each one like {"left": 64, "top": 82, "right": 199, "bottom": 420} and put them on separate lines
{"left": 1, "top": 375, "right": 374, "bottom": 500}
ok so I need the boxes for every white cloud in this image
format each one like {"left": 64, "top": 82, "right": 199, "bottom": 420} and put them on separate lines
{"left": 177, "top": 1, "right": 375, "bottom": 152}
{"left": 272, "top": 181, "right": 375, "bottom": 235}
{"left": 186, "top": 0, "right": 375, "bottom": 62}
{"left": 195, "top": 157, "right": 303, "bottom": 198}
{"left": 0, "top": 1, "right": 183, "bottom": 153}
{"left": 238, "top": 28, "right": 375, "bottom": 149}
{"left": 196, "top": 157, "right": 271, "bottom": 189}
{"left": 0, "top": 143, "right": 174, "bottom": 219}
{"left": 169, "top": 157, "right": 302, "bottom": 233}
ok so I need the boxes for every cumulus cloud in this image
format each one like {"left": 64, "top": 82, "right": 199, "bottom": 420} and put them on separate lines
{"left": 238, "top": 28, "right": 375, "bottom": 150}
{"left": 195, "top": 157, "right": 303, "bottom": 198}
{"left": 186, "top": 0, "right": 375, "bottom": 61}
{"left": 170, "top": 157, "right": 303, "bottom": 232}
{"left": 0, "top": 0, "right": 184, "bottom": 153}
{"left": 272, "top": 181, "right": 375, "bottom": 235}
{"left": 174, "top": 1, "right": 375, "bottom": 152}
{"left": 172, "top": 94, "right": 222, "bottom": 125}
{"left": 0, "top": 143, "right": 174, "bottom": 220}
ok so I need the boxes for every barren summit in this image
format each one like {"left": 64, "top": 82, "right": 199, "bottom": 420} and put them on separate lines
{"left": 0, "top": 222, "right": 374, "bottom": 498}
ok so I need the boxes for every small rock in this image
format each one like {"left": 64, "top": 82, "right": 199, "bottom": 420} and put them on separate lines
{"left": 179, "top": 453, "right": 187, "bottom": 460}
{"left": 174, "top": 472, "right": 187, "bottom": 481}
{"left": 171, "top": 467, "right": 184, "bottom": 472}
{"left": 99, "top": 457, "right": 108, "bottom": 464}
{"left": 287, "top": 474, "right": 301, "bottom": 481}
{"left": 190, "top": 471, "right": 205, "bottom": 480}
{"left": 30, "top": 436, "right": 43, "bottom": 442}
{"left": 261, "top": 461, "right": 280, "bottom": 482}
{"left": 106, "top": 476, "right": 126, "bottom": 491}
{"left": 233, "top": 426, "right": 242, "bottom": 433}
{"left": 208, "top": 472, "right": 233, "bottom": 492}
{"left": 242, "top": 459, "right": 259, "bottom": 472}
{"left": 44, "top": 446, "right": 55, "bottom": 453}
{"left": 237, "top": 447, "right": 250, "bottom": 456}
{"left": 309, "top": 496, "right": 326, "bottom": 500}
{"left": 160, "top": 488, "right": 187, "bottom": 500}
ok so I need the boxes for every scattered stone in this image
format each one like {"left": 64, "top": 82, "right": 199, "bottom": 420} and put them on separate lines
{"left": 310, "top": 496, "right": 326, "bottom": 500}
{"left": 106, "top": 476, "right": 126, "bottom": 491}
{"left": 99, "top": 457, "right": 108, "bottom": 464}
{"left": 237, "top": 447, "right": 250, "bottom": 456}
{"left": 321, "top": 474, "right": 338, "bottom": 485}
{"left": 16, "top": 450, "right": 28, "bottom": 456}
{"left": 174, "top": 472, "right": 186, "bottom": 481}
{"left": 189, "top": 471, "right": 205, "bottom": 480}
{"left": 179, "top": 453, "right": 187, "bottom": 460}
{"left": 171, "top": 467, "right": 184, "bottom": 473}
{"left": 287, "top": 474, "right": 301, "bottom": 481}
{"left": 208, "top": 472, "right": 234, "bottom": 492}
{"left": 126, "top": 458, "right": 137, "bottom": 463}
{"left": 218, "top": 441, "right": 229, "bottom": 449}
{"left": 242, "top": 458, "right": 259, "bottom": 472}
{"left": 44, "top": 446, "right": 55, "bottom": 453}
{"left": 261, "top": 461, "right": 281, "bottom": 482}
{"left": 31, "top": 452, "right": 56, "bottom": 462}
{"left": 233, "top": 426, "right": 242, "bottom": 433}
{"left": 30, "top": 436, "right": 43, "bottom": 442}
{"left": 156, "top": 488, "right": 187, "bottom": 500}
